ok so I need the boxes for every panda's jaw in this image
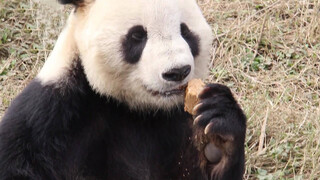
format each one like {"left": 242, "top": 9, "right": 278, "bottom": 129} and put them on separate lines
{"left": 144, "top": 83, "right": 188, "bottom": 97}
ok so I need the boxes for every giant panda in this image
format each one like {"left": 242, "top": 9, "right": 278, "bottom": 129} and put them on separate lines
{"left": 0, "top": 0, "right": 246, "bottom": 179}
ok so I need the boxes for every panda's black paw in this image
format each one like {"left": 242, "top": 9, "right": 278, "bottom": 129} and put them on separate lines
{"left": 193, "top": 83, "right": 246, "bottom": 179}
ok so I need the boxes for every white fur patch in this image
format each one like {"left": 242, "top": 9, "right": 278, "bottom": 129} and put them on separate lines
{"left": 39, "top": 0, "right": 213, "bottom": 110}
{"left": 37, "top": 13, "right": 78, "bottom": 84}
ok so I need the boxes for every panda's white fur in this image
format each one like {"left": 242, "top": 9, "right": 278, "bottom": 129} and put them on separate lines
{"left": 39, "top": 0, "right": 212, "bottom": 110}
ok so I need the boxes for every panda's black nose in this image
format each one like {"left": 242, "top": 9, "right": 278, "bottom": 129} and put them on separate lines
{"left": 162, "top": 65, "right": 191, "bottom": 82}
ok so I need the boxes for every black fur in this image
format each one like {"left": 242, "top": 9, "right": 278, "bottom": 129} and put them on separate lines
{"left": 180, "top": 23, "right": 200, "bottom": 57}
{"left": 0, "top": 59, "right": 246, "bottom": 180}
{"left": 194, "top": 84, "right": 247, "bottom": 180}
{"left": 122, "top": 25, "right": 148, "bottom": 64}
{"left": 58, "top": 0, "right": 84, "bottom": 6}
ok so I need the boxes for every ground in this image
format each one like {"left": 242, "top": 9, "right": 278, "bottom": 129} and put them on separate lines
{"left": 0, "top": 0, "right": 319, "bottom": 179}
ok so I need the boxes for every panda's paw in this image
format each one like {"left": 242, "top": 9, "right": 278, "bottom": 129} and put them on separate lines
{"left": 193, "top": 83, "right": 246, "bottom": 179}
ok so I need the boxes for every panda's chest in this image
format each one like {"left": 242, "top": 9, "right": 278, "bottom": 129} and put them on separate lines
{"left": 102, "top": 108, "right": 193, "bottom": 179}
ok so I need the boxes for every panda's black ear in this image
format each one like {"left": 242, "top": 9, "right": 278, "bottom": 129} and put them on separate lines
{"left": 58, "top": 0, "right": 84, "bottom": 6}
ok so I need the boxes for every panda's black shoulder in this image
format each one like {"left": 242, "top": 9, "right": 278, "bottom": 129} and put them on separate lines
{"left": 58, "top": 0, "right": 83, "bottom": 5}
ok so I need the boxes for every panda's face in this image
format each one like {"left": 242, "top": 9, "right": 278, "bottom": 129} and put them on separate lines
{"left": 73, "top": 0, "right": 213, "bottom": 110}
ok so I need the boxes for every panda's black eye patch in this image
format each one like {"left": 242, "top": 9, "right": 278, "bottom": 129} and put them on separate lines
{"left": 181, "top": 23, "right": 191, "bottom": 37}
{"left": 180, "top": 23, "right": 200, "bottom": 57}
{"left": 121, "top": 25, "right": 148, "bottom": 64}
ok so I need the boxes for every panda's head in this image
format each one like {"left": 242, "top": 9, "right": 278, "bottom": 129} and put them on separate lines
{"left": 40, "top": 0, "right": 213, "bottom": 110}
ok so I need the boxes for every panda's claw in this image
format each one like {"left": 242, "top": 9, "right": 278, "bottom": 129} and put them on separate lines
{"left": 192, "top": 103, "right": 203, "bottom": 115}
{"left": 204, "top": 121, "right": 214, "bottom": 135}
{"left": 193, "top": 114, "right": 202, "bottom": 125}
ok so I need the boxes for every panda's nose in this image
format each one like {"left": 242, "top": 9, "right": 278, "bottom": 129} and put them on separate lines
{"left": 162, "top": 65, "right": 191, "bottom": 82}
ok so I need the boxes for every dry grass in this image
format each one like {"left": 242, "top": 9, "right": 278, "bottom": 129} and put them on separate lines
{"left": 0, "top": 0, "right": 69, "bottom": 113}
{"left": 199, "top": 0, "right": 320, "bottom": 179}
{"left": 1, "top": 0, "right": 320, "bottom": 179}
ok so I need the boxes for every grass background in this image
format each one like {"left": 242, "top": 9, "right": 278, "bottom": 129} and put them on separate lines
{"left": 0, "top": 0, "right": 319, "bottom": 179}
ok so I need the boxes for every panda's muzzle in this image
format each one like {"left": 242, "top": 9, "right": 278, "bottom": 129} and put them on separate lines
{"left": 146, "top": 84, "right": 188, "bottom": 97}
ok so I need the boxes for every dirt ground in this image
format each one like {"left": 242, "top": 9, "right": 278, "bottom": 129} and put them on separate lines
{"left": 0, "top": 0, "right": 319, "bottom": 179}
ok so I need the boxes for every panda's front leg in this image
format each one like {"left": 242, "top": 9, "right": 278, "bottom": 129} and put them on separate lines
{"left": 192, "top": 83, "right": 246, "bottom": 180}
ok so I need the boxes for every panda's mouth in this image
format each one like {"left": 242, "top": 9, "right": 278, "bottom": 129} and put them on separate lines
{"left": 146, "top": 84, "right": 188, "bottom": 97}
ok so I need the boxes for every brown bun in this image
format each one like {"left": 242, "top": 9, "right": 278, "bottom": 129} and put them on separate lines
{"left": 184, "top": 79, "right": 205, "bottom": 115}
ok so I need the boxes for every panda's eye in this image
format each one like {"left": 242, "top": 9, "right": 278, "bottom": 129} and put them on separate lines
{"left": 128, "top": 26, "right": 147, "bottom": 42}
{"left": 180, "top": 23, "right": 200, "bottom": 57}
{"left": 180, "top": 23, "right": 191, "bottom": 37}
{"left": 132, "top": 32, "right": 146, "bottom": 41}
{"left": 122, "top": 25, "right": 148, "bottom": 64}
